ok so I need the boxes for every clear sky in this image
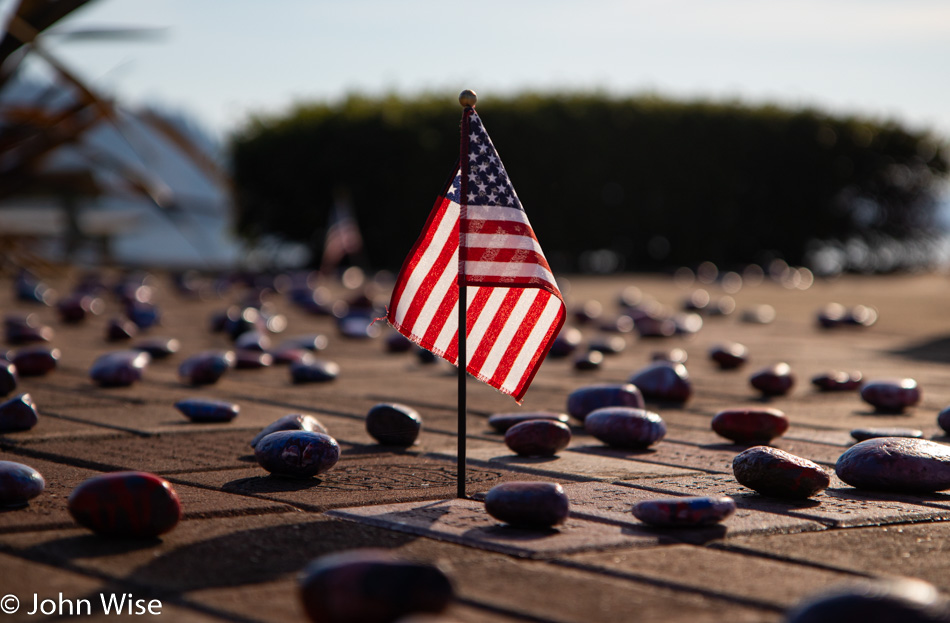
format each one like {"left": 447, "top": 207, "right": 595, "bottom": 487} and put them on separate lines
{"left": 6, "top": 0, "right": 950, "bottom": 143}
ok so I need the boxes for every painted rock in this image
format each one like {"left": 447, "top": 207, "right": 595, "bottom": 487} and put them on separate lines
{"left": 588, "top": 334, "right": 626, "bottom": 355}
{"left": 298, "top": 549, "right": 454, "bottom": 623}
{"left": 235, "top": 330, "right": 271, "bottom": 352}
{"left": 250, "top": 414, "right": 329, "bottom": 449}
{"left": 487, "top": 412, "right": 570, "bottom": 433}
{"left": 0, "top": 358, "right": 16, "bottom": 396}
{"left": 290, "top": 359, "right": 340, "bottom": 384}
{"left": 505, "top": 420, "right": 572, "bottom": 457}
{"left": 628, "top": 361, "right": 692, "bottom": 403}
{"left": 416, "top": 347, "right": 438, "bottom": 364}
{"left": 598, "top": 315, "right": 634, "bottom": 334}
{"left": 566, "top": 383, "right": 644, "bottom": 422}
{"left": 786, "top": 578, "right": 948, "bottom": 623}
{"left": 0, "top": 460, "right": 45, "bottom": 507}
{"left": 851, "top": 427, "right": 924, "bottom": 442}
{"left": 740, "top": 304, "right": 776, "bottom": 324}
{"left": 220, "top": 306, "right": 266, "bottom": 340}
{"left": 106, "top": 317, "right": 138, "bottom": 341}
{"left": 709, "top": 342, "right": 748, "bottom": 370}
{"left": 845, "top": 304, "right": 878, "bottom": 328}
{"left": 652, "top": 348, "right": 688, "bottom": 364}
{"left": 584, "top": 407, "right": 666, "bottom": 449}
{"left": 4, "top": 314, "right": 53, "bottom": 345}
{"left": 126, "top": 301, "right": 161, "bottom": 329}
{"left": 572, "top": 300, "right": 602, "bottom": 325}
{"left": 939, "top": 407, "right": 950, "bottom": 435}
{"left": 548, "top": 326, "right": 582, "bottom": 358}
{"left": 0, "top": 393, "right": 38, "bottom": 432}
{"left": 338, "top": 313, "right": 381, "bottom": 339}
{"left": 860, "top": 379, "right": 920, "bottom": 413}
{"left": 712, "top": 408, "right": 789, "bottom": 444}
{"left": 132, "top": 337, "right": 180, "bottom": 359}
{"left": 175, "top": 398, "right": 240, "bottom": 423}
{"left": 836, "top": 437, "right": 950, "bottom": 492}
{"left": 673, "top": 312, "right": 703, "bottom": 335}
{"left": 178, "top": 350, "right": 235, "bottom": 385}
{"left": 632, "top": 495, "right": 736, "bottom": 527}
{"left": 68, "top": 471, "right": 182, "bottom": 537}
{"left": 749, "top": 362, "right": 795, "bottom": 396}
{"left": 733, "top": 446, "right": 830, "bottom": 498}
{"left": 270, "top": 346, "right": 316, "bottom": 365}
{"left": 254, "top": 430, "right": 340, "bottom": 478}
{"left": 811, "top": 370, "right": 863, "bottom": 391}
{"left": 279, "top": 334, "right": 329, "bottom": 352}
{"left": 682, "top": 289, "right": 710, "bottom": 312}
{"left": 385, "top": 331, "right": 413, "bottom": 353}
{"left": 573, "top": 350, "right": 604, "bottom": 371}
{"left": 366, "top": 403, "right": 422, "bottom": 446}
{"left": 633, "top": 313, "right": 677, "bottom": 338}
{"left": 89, "top": 350, "right": 150, "bottom": 387}
{"left": 484, "top": 481, "right": 570, "bottom": 528}
{"left": 11, "top": 346, "right": 60, "bottom": 377}
{"left": 234, "top": 349, "right": 274, "bottom": 369}
{"left": 816, "top": 302, "right": 848, "bottom": 328}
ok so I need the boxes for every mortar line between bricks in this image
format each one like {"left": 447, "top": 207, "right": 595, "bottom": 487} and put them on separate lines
{"left": 706, "top": 541, "right": 880, "bottom": 579}
{"left": 548, "top": 558, "right": 786, "bottom": 614}
{"left": 454, "top": 595, "right": 577, "bottom": 623}
{"left": 34, "top": 410, "right": 156, "bottom": 437}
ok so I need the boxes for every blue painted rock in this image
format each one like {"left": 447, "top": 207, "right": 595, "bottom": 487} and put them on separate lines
{"left": 548, "top": 326, "right": 583, "bottom": 358}
{"left": 567, "top": 383, "right": 645, "bottom": 422}
{"left": 106, "top": 317, "right": 138, "bottom": 341}
{"left": 632, "top": 495, "right": 736, "bottom": 527}
{"left": 290, "top": 359, "right": 340, "bottom": 384}
{"left": 132, "top": 337, "right": 180, "bottom": 359}
{"left": 811, "top": 370, "right": 863, "bottom": 391}
{"left": 235, "top": 330, "right": 271, "bottom": 352}
{"left": 15, "top": 271, "right": 54, "bottom": 304}
{"left": 175, "top": 398, "right": 240, "bottom": 423}
{"left": 270, "top": 346, "right": 316, "bottom": 365}
{"left": 89, "top": 350, "right": 150, "bottom": 387}
{"left": 488, "top": 411, "right": 570, "bottom": 433}
{"left": 254, "top": 430, "right": 340, "bottom": 478}
{"left": 588, "top": 334, "right": 626, "bottom": 355}
{"left": 851, "top": 427, "right": 923, "bottom": 442}
{"left": 250, "top": 414, "right": 329, "bottom": 449}
{"left": 0, "top": 393, "right": 38, "bottom": 432}
{"left": 178, "top": 350, "right": 235, "bottom": 385}
{"left": 385, "top": 331, "right": 413, "bottom": 353}
{"left": 628, "top": 361, "right": 692, "bottom": 403}
{"left": 4, "top": 314, "right": 53, "bottom": 344}
{"left": 860, "top": 378, "right": 921, "bottom": 413}
{"left": 749, "top": 362, "right": 795, "bottom": 396}
{"left": 573, "top": 350, "right": 604, "bottom": 371}
{"left": 939, "top": 407, "right": 950, "bottom": 435}
{"left": 125, "top": 301, "right": 161, "bottom": 329}
{"left": 585, "top": 407, "right": 666, "bottom": 449}
{"left": 484, "top": 482, "right": 570, "bottom": 528}
{"left": 0, "top": 358, "right": 16, "bottom": 396}
{"left": 709, "top": 342, "right": 748, "bottom": 370}
{"left": 733, "top": 446, "right": 830, "bottom": 498}
{"left": 836, "top": 437, "right": 950, "bottom": 492}
{"left": 786, "top": 578, "right": 947, "bottom": 623}
{"left": 298, "top": 549, "right": 454, "bottom": 623}
{"left": 68, "top": 471, "right": 182, "bottom": 537}
{"left": 415, "top": 347, "right": 438, "bottom": 364}
{"left": 220, "top": 306, "right": 266, "bottom": 340}
{"left": 338, "top": 313, "right": 381, "bottom": 339}
{"left": 712, "top": 408, "right": 789, "bottom": 444}
{"left": 366, "top": 403, "right": 422, "bottom": 446}
{"left": 11, "top": 346, "right": 60, "bottom": 377}
{"left": 234, "top": 349, "right": 274, "bottom": 369}
{"left": 505, "top": 420, "right": 572, "bottom": 457}
{"left": 278, "top": 334, "right": 328, "bottom": 352}
{"left": 0, "top": 460, "right": 45, "bottom": 507}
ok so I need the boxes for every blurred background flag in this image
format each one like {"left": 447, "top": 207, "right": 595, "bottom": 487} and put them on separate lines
{"left": 388, "top": 107, "right": 565, "bottom": 403}
{"left": 319, "top": 190, "right": 364, "bottom": 275}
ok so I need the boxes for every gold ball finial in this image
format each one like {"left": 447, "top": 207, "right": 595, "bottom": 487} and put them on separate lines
{"left": 459, "top": 89, "right": 477, "bottom": 108}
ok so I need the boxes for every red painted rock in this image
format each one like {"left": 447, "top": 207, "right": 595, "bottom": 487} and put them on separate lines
{"left": 0, "top": 358, "right": 16, "bottom": 396}
{"left": 566, "top": 383, "right": 644, "bottom": 422}
{"left": 786, "top": 578, "right": 946, "bottom": 623}
{"left": 298, "top": 549, "right": 454, "bottom": 623}
{"left": 11, "top": 346, "right": 60, "bottom": 377}
{"left": 250, "top": 414, "right": 329, "bottom": 448}
{"left": 234, "top": 349, "right": 274, "bottom": 369}
{"left": 57, "top": 294, "right": 103, "bottom": 323}
{"left": 132, "top": 337, "right": 180, "bottom": 359}
{"left": 860, "top": 379, "right": 920, "bottom": 413}
{"left": 290, "top": 359, "right": 340, "bottom": 384}
{"left": 712, "top": 408, "right": 789, "bottom": 444}
{"left": 632, "top": 495, "right": 736, "bottom": 527}
{"left": 504, "top": 420, "right": 572, "bottom": 457}
{"left": 68, "top": 471, "right": 181, "bottom": 537}
{"left": 254, "top": 431, "right": 340, "bottom": 478}
{"left": 811, "top": 370, "right": 863, "bottom": 391}
{"left": 584, "top": 407, "right": 666, "bottom": 449}
{"left": 175, "top": 398, "right": 240, "bottom": 423}
{"left": 573, "top": 350, "right": 604, "bottom": 371}
{"left": 89, "top": 350, "right": 150, "bottom": 387}
{"left": 484, "top": 482, "right": 570, "bottom": 528}
{"left": 733, "top": 446, "right": 830, "bottom": 498}
{"left": 366, "top": 403, "right": 421, "bottom": 446}
{"left": 0, "top": 393, "right": 38, "bottom": 432}
{"left": 487, "top": 411, "right": 570, "bottom": 433}
{"left": 627, "top": 361, "right": 692, "bottom": 403}
{"left": 0, "top": 460, "right": 45, "bottom": 507}
{"left": 235, "top": 330, "right": 272, "bottom": 352}
{"left": 270, "top": 346, "right": 316, "bottom": 365}
{"left": 851, "top": 427, "right": 923, "bottom": 442}
{"left": 178, "top": 350, "right": 235, "bottom": 385}
{"left": 709, "top": 342, "right": 748, "bottom": 370}
{"left": 836, "top": 437, "right": 950, "bottom": 492}
{"left": 749, "top": 362, "right": 795, "bottom": 396}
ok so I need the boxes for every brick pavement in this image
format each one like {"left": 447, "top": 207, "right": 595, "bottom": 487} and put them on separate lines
{"left": 2, "top": 268, "right": 950, "bottom": 622}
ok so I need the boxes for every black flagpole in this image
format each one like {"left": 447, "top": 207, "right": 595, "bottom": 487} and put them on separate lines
{"left": 457, "top": 89, "right": 477, "bottom": 499}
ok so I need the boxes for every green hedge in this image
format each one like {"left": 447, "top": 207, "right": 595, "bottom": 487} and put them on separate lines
{"left": 231, "top": 92, "right": 948, "bottom": 272}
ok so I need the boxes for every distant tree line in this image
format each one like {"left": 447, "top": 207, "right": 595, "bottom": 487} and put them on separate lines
{"left": 230, "top": 92, "right": 948, "bottom": 273}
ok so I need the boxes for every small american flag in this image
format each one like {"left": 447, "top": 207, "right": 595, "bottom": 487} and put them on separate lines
{"left": 388, "top": 107, "right": 565, "bottom": 403}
